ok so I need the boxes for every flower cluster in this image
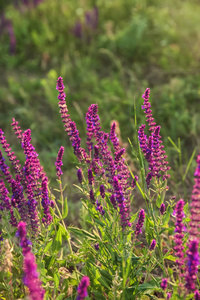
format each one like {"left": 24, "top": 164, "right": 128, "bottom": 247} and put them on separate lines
{"left": 55, "top": 146, "right": 64, "bottom": 178}
{"left": 189, "top": 151, "right": 200, "bottom": 239}
{"left": 173, "top": 199, "right": 185, "bottom": 274}
{"left": 185, "top": 239, "right": 199, "bottom": 291}
{"left": 16, "top": 221, "right": 45, "bottom": 300}
{"left": 138, "top": 89, "right": 170, "bottom": 186}
{"left": 76, "top": 276, "right": 90, "bottom": 300}
{"left": 135, "top": 209, "right": 145, "bottom": 236}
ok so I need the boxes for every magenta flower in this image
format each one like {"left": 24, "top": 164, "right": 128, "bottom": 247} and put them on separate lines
{"left": 160, "top": 278, "right": 168, "bottom": 291}
{"left": 88, "top": 169, "right": 94, "bottom": 185}
{"left": 17, "top": 222, "right": 45, "bottom": 299}
{"left": 174, "top": 199, "right": 185, "bottom": 273}
{"left": 189, "top": 152, "right": 200, "bottom": 240}
{"left": 194, "top": 290, "right": 200, "bottom": 300}
{"left": 185, "top": 239, "right": 199, "bottom": 291}
{"left": 55, "top": 146, "right": 64, "bottom": 178}
{"left": 100, "top": 185, "right": 105, "bottom": 199}
{"left": 77, "top": 168, "right": 83, "bottom": 184}
{"left": 76, "top": 276, "right": 90, "bottom": 300}
{"left": 135, "top": 209, "right": 145, "bottom": 236}
{"left": 160, "top": 203, "right": 165, "bottom": 215}
{"left": 150, "top": 239, "right": 156, "bottom": 251}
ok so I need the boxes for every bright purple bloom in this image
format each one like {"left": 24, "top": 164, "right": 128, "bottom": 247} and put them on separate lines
{"left": 94, "top": 243, "right": 99, "bottom": 250}
{"left": 185, "top": 239, "right": 199, "bottom": 291}
{"left": 89, "top": 189, "right": 95, "bottom": 203}
{"left": 150, "top": 239, "right": 156, "bottom": 250}
{"left": 77, "top": 276, "right": 90, "bottom": 300}
{"left": 174, "top": 199, "right": 185, "bottom": 273}
{"left": 0, "top": 150, "right": 12, "bottom": 183}
{"left": 0, "top": 129, "right": 22, "bottom": 176}
{"left": 11, "top": 176, "right": 28, "bottom": 222}
{"left": 0, "top": 179, "right": 17, "bottom": 227}
{"left": 135, "top": 209, "right": 145, "bottom": 236}
{"left": 57, "top": 77, "right": 88, "bottom": 162}
{"left": 131, "top": 175, "right": 138, "bottom": 188}
{"left": 77, "top": 168, "right": 83, "bottom": 184}
{"left": 17, "top": 222, "right": 45, "bottom": 299}
{"left": 41, "top": 177, "right": 52, "bottom": 224}
{"left": 100, "top": 185, "right": 105, "bottom": 199}
{"left": 160, "top": 278, "right": 168, "bottom": 291}
{"left": 167, "top": 292, "right": 171, "bottom": 299}
{"left": 55, "top": 146, "right": 64, "bottom": 178}
{"left": 160, "top": 203, "right": 165, "bottom": 215}
{"left": 88, "top": 169, "right": 94, "bottom": 185}
{"left": 109, "top": 122, "right": 120, "bottom": 152}
{"left": 189, "top": 152, "right": 200, "bottom": 239}
{"left": 146, "top": 172, "right": 152, "bottom": 189}
{"left": 140, "top": 89, "right": 170, "bottom": 181}
{"left": 110, "top": 194, "right": 117, "bottom": 209}
{"left": 194, "top": 290, "right": 200, "bottom": 300}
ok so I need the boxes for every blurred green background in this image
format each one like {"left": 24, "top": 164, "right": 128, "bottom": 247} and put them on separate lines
{"left": 0, "top": 0, "right": 200, "bottom": 207}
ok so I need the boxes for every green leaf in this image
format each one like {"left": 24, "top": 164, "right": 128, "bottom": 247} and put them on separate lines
{"left": 98, "top": 276, "right": 111, "bottom": 290}
{"left": 52, "top": 226, "right": 62, "bottom": 252}
{"left": 164, "top": 255, "right": 176, "bottom": 262}
{"left": 130, "top": 212, "right": 138, "bottom": 223}
{"left": 99, "top": 269, "right": 113, "bottom": 285}
{"left": 43, "top": 240, "right": 53, "bottom": 253}
{"left": 54, "top": 272, "right": 60, "bottom": 289}
{"left": 162, "top": 205, "right": 173, "bottom": 226}
{"left": 63, "top": 197, "right": 68, "bottom": 219}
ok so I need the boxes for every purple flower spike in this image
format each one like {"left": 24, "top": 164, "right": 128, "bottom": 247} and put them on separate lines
{"left": 160, "top": 203, "right": 165, "bottom": 215}
{"left": 167, "top": 292, "right": 171, "bottom": 299}
{"left": 76, "top": 276, "right": 90, "bottom": 300}
{"left": 100, "top": 185, "right": 105, "bottom": 199}
{"left": 135, "top": 209, "right": 145, "bottom": 236}
{"left": 77, "top": 168, "right": 83, "bottom": 184}
{"left": 88, "top": 169, "right": 94, "bottom": 185}
{"left": 160, "top": 278, "right": 168, "bottom": 291}
{"left": 174, "top": 199, "right": 185, "bottom": 273}
{"left": 150, "top": 239, "right": 156, "bottom": 250}
{"left": 41, "top": 177, "right": 52, "bottom": 225}
{"left": 94, "top": 243, "right": 99, "bottom": 250}
{"left": 189, "top": 152, "right": 200, "bottom": 239}
{"left": 185, "top": 239, "right": 199, "bottom": 291}
{"left": 194, "top": 290, "right": 200, "bottom": 300}
{"left": 55, "top": 146, "right": 64, "bottom": 178}
{"left": 17, "top": 222, "right": 45, "bottom": 299}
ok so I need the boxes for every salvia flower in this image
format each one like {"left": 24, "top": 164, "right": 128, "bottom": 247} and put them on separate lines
{"left": 160, "top": 278, "right": 168, "bottom": 291}
{"left": 194, "top": 290, "right": 200, "bottom": 300}
{"left": 160, "top": 203, "right": 165, "bottom": 215}
{"left": 100, "top": 185, "right": 105, "bottom": 199}
{"left": 41, "top": 177, "right": 52, "bottom": 224}
{"left": 94, "top": 243, "right": 99, "bottom": 250}
{"left": 55, "top": 146, "right": 64, "bottom": 178}
{"left": 17, "top": 222, "right": 45, "bottom": 300}
{"left": 150, "top": 239, "right": 156, "bottom": 251}
{"left": 174, "top": 199, "right": 185, "bottom": 273}
{"left": 189, "top": 151, "right": 200, "bottom": 239}
{"left": 185, "top": 239, "right": 199, "bottom": 291}
{"left": 88, "top": 169, "right": 94, "bottom": 185}
{"left": 77, "top": 168, "right": 83, "bottom": 184}
{"left": 76, "top": 276, "right": 90, "bottom": 300}
{"left": 135, "top": 209, "right": 145, "bottom": 236}
{"left": 167, "top": 292, "right": 171, "bottom": 299}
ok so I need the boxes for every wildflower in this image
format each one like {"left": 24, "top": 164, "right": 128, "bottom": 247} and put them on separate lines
{"left": 55, "top": 146, "right": 64, "bottom": 178}
{"left": 89, "top": 189, "right": 95, "bottom": 203}
{"left": 189, "top": 151, "right": 200, "bottom": 239}
{"left": 94, "top": 243, "right": 99, "bottom": 250}
{"left": 194, "top": 290, "right": 200, "bottom": 300}
{"left": 77, "top": 168, "right": 83, "bottom": 184}
{"left": 174, "top": 199, "right": 185, "bottom": 272}
{"left": 100, "top": 185, "right": 105, "bottom": 199}
{"left": 135, "top": 209, "right": 145, "bottom": 236}
{"left": 17, "top": 222, "right": 45, "bottom": 300}
{"left": 185, "top": 239, "right": 199, "bottom": 291}
{"left": 109, "top": 121, "right": 120, "bottom": 152}
{"left": 88, "top": 169, "right": 94, "bottom": 185}
{"left": 77, "top": 276, "right": 90, "bottom": 300}
{"left": 160, "top": 203, "right": 165, "bottom": 215}
{"left": 57, "top": 77, "right": 88, "bottom": 162}
{"left": 146, "top": 172, "right": 152, "bottom": 189}
{"left": 41, "top": 177, "right": 52, "bottom": 224}
{"left": 110, "top": 194, "right": 117, "bottom": 209}
{"left": 131, "top": 175, "right": 138, "bottom": 188}
{"left": 167, "top": 292, "right": 171, "bottom": 299}
{"left": 150, "top": 239, "right": 156, "bottom": 251}
{"left": 160, "top": 278, "right": 168, "bottom": 291}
